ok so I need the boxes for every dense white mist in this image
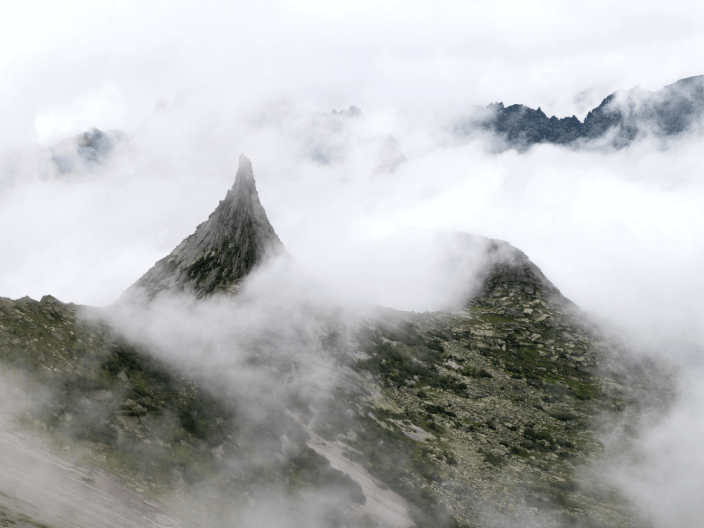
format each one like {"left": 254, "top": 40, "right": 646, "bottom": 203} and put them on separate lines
{"left": 93, "top": 258, "right": 406, "bottom": 527}
{"left": 612, "top": 373, "right": 704, "bottom": 524}
{"left": 97, "top": 256, "right": 347, "bottom": 388}
{"left": 4, "top": 121, "right": 702, "bottom": 350}
{"left": 1, "top": 1, "right": 704, "bottom": 526}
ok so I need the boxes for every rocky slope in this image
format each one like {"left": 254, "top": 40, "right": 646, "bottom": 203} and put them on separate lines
{"left": 0, "top": 158, "right": 671, "bottom": 528}
{"left": 456, "top": 75, "right": 704, "bottom": 149}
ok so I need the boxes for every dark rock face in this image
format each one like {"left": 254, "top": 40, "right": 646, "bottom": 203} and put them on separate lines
{"left": 123, "top": 155, "right": 285, "bottom": 301}
{"left": 458, "top": 75, "right": 704, "bottom": 149}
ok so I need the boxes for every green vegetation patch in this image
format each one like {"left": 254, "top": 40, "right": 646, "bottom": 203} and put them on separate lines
{"left": 354, "top": 325, "right": 468, "bottom": 395}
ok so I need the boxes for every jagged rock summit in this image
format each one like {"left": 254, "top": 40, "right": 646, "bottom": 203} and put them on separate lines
{"left": 123, "top": 155, "right": 285, "bottom": 301}
{"left": 457, "top": 74, "right": 704, "bottom": 149}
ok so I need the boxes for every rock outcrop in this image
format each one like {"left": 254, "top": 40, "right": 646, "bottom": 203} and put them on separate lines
{"left": 123, "top": 154, "right": 285, "bottom": 301}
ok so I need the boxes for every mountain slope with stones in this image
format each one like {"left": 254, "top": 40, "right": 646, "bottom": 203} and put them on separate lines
{"left": 0, "top": 156, "right": 672, "bottom": 528}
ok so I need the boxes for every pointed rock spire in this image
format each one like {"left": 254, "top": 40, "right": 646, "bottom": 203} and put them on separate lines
{"left": 123, "top": 155, "right": 285, "bottom": 301}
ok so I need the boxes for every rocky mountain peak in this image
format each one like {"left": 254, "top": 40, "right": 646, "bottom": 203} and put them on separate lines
{"left": 122, "top": 155, "right": 285, "bottom": 302}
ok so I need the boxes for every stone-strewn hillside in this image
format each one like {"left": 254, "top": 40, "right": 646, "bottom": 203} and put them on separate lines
{"left": 332, "top": 260, "right": 669, "bottom": 527}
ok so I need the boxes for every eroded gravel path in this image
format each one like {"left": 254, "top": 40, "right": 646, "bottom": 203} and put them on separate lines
{"left": 307, "top": 432, "right": 415, "bottom": 528}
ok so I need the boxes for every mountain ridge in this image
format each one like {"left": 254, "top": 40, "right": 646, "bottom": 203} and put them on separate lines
{"left": 457, "top": 75, "right": 704, "bottom": 149}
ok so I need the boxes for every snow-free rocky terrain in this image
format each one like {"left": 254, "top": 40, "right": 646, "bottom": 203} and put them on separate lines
{"left": 0, "top": 156, "right": 672, "bottom": 528}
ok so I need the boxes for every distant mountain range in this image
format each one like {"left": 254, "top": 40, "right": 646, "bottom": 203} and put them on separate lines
{"left": 47, "top": 106, "right": 406, "bottom": 177}
{"left": 457, "top": 75, "right": 704, "bottom": 149}
{"left": 51, "top": 128, "right": 125, "bottom": 173}
{"left": 45, "top": 75, "right": 704, "bottom": 181}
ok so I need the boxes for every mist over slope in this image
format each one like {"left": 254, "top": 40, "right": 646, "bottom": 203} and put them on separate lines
{"left": 0, "top": 155, "right": 679, "bottom": 528}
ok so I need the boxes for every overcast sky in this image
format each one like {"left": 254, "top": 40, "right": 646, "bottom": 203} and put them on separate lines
{"left": 1, "top": 0, "right": 703, "bottom": 341}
